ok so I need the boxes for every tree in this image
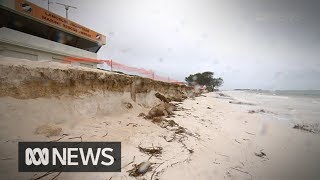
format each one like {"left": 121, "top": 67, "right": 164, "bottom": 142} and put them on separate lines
{"left": 185, "top": 71, "right": 223, "bottom": 91}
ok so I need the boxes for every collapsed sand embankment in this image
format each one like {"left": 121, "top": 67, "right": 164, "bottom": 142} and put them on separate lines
{"left": 0, "top": 56, "right": 194, "bottom": 136}
{"left": 0, "top": 58, "right": 192, "bottom": 100}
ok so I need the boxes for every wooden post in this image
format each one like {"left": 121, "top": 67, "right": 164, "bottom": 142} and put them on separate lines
{"left": 131, "top": 79, "right": 136, "bottom": 102}
{"left": 110, "top": 60, "right": 113, "bottom": 71}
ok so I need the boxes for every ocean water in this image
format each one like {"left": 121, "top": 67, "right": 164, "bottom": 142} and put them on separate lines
{"left": 223, "top": 90, "right": 320, "bottom": 125}
{"left": 255, "top": 90, "right": 320, "bottom": 99}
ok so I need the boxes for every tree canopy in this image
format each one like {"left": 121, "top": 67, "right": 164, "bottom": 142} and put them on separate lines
{"left": 185, "top": 71, "right": 223, "bottom": 91}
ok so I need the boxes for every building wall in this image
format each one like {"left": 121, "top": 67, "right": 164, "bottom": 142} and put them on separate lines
{"left": 0, "top": 27, "right": 98, "bottom": 67}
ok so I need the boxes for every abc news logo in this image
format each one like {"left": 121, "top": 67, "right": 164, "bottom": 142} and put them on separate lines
{"left": 19, "top": 142, "right": 121, "bottom": 172}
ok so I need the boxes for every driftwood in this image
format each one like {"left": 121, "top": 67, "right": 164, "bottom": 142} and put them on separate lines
{"left": 138, "top": 146, "right": 163, "bottom": 156}
{"left": 68, "top": 134, "right": 83, "bottom": 142}
{"left": 102, "top": 132, "right": 108, "bottom": 137}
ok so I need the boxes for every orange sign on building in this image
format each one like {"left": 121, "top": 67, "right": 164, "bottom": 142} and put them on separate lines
{"left": 14, "top": 0, "right": 106, "bottom": 44}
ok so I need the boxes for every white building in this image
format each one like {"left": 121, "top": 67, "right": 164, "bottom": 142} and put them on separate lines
{"left": 0, "top": 0, "right": 106, "bottom": 68}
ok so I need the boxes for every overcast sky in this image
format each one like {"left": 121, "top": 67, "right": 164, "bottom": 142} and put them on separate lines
{"left": 31, "top": 0, "right": 320, "bottom": 90}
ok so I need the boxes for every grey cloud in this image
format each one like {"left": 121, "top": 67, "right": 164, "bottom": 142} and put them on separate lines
{"left": 29, "top": 0, "right": 320, "bottom": 89}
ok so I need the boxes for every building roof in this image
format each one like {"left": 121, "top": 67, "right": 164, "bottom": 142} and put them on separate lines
{"left": 0, "top": 0, "right": 106, "bottom": 45}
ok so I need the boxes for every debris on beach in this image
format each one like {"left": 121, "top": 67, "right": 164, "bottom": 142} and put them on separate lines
{"left": 154, "top": 117, "right": 180, "bottom": 129}
{"left": 138, "top": 145, "right": 163, "bottom": 156}
{"left": 123, "top": 102, "right": 133, "bottom": 109}
{"left": 127, "top": 161, "right": 152, "bottom": 177}
{"left": 126, "top": 123, "right": 138, "bottom": 127}
{"left": 255, "top": 150, "right": 267, "bottom": 159}
{"left": 175, "top": 126, "right": 187, "bottom": 134}
{"left": 229, "top": 101, "right": 256, "bottom": 106}
{"left": 214, "top": 93, "right": 235, "bottom": 100}
{"left": 151, "top": 116, "right": 166, "bottom": 123}
{"left": 293, "top": 124, "right": 316, "bottom": 133}
{"left": 167, "top": 120, "right": 179, "bottom": 127}
{"left": 136, "top": 97, "right": 199, "bottom": 161}
{"left": 248, "top": 109, "right": 266, "bottom": 114}
{"left": 138, "top": 112, "right": 147, "bottom": 118}
{"left": 175, "top": 106, "right": 191, "bottom": 111}
{"left": 166, "top": 114, "right": 175, "bottom": 118}
{"left": 146, "top": 102, "right": 197, "bottom": 136}
{"left": 218, "top": 93, "right": 228, "bottom": 97}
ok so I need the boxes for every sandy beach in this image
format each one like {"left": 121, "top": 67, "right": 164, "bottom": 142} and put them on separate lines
{"left": 0, "top": 58, "right": 320, "bottom": 180}
{"left": 1, "top": 0, "right": 320, "bottom": 179}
